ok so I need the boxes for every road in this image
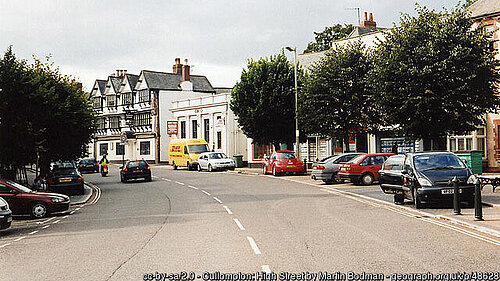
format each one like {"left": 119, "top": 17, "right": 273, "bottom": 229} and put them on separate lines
{"left": 0, "top": 165, "right": 499, "bottom": 281}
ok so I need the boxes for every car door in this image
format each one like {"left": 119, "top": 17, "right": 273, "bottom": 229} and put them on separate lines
{"left": 379, "top": 156, "right": 404, "bottom": 192}
{"left": 202, "top": 155, "right": 209, "bottom": 169}
{"left": 0, "top": 183, "right": 24, "bottom": 214}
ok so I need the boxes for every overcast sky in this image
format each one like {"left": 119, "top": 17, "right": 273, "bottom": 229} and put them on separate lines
{"left": 0, "top": 0, "right": 460, "bottom": 91}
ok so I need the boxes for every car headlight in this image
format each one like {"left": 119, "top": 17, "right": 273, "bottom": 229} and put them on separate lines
{"left": 467, "top": 174, "right": 478, "bottom": 184}
{"left": 51, "top": 197, "right": 64, "bottom": 203}
{"left": 417, "top": 177, "right": 433, "bottom": 187}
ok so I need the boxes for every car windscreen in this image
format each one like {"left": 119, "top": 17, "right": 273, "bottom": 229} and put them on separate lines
{"left": 277, "top": 152, "right": 296, "bottom": 159}
{"left": 6, "top": 180, "right": 32, "bottom": 193}
{"left": 53, "top": 168, "right": 79, "bottom": 177}
{"left": 209, "top": 153, "right": 227, "bottom": 159}
{"left": 414, "top": 154, "right": 467, "bottom": 171}
{"left": 53, "top": 162, "right": 76, "bottom": 169}
{"left": 188, "top": 144, "right": 208, "bottom": 153}
{"left": 347, "top": 154, "right": 365, "bottom": 164}
{"left": 127, "top": 161, "right": 149, "bottom": 168}
{"left": 319, "top": 155, "right": 334, "bottom": 162}
{"left": 80, "top": 158, "right": 96, "bottom": 164}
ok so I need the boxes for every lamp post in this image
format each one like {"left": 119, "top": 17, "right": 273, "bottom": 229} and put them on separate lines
{"left": 286, "top": 46, "right": 300, "bottom": 160}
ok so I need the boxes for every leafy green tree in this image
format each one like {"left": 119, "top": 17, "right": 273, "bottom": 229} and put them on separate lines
{"left": 299, "top": 41, "right": 376, "bottom": 151}
{"left": 304, "top": 24, "right": 353, "bottom": 53}
{"left": 0, "top": 48, "right": 95, "bottom": 178}
{"left": 368, "top": 5, "right": 500, "bottom": 148}
{"left": 230, "top": 52, "right": 304, "bottom": 150}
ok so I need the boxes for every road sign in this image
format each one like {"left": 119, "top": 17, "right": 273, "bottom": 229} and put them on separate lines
{"left": 167, "top": 121, "right": 178, "bottom": 135}
{"left": 120, "top": 132, "right": 127, "bottom": 144}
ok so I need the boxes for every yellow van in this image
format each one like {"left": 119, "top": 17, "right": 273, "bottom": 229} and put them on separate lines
{"left": 168, "top": 139, "right": 209, "bottom": 170}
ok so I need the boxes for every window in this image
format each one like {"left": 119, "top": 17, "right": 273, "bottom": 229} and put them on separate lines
{"left": 180, "top": 121, "right": 186, "bottom": 138}
{"left": 138, "top": 89, "right": 150, "bottom": 103}
{"left": 192, "top": 120, "right": 198, "bottom": 138}
{"left": 109, "top": 117, "right": 120, "bottom": 129}
{"left": 93, "top": 97, "right": 101, "bottom": 108}
{"left": 99, "top": 143, "right": 108, "bottom": 156}
{"left": 0, "top": 184, "right": 12, "bottom": 194}
{"left": 203, "top": 119, "right": 210, "bottom": 143}
{"left": 360, "top": 157, "right": 370, "bottom": 166}
{"left": 217, "top": 131, "right": 222, "bottom": 149}
{"left": 97, "top": 118, "right": 106, "bottom": 130}
{"left": 116, "top": 143, "right": 124, "bottom": 155}
{"left": 122, "top": 92, "right": 133, "bottom": 105}
{"left": 140, "top": 141, "right": 150, "bottom": 155}
{"left": 106, "top": 95, "right": 116, "bottom": 107}
{"left": 484, "top": 25, "right": 497, "bottom": 52}
{"left": 134, "top": 113, "right": 151, "bottom": 127}
{"left": 383, "top": 156, "right": 404, "bottom": 171}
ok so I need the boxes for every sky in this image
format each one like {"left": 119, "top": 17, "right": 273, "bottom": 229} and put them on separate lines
{"left": 0, "top": 0, "right": 460, "bottom": 91}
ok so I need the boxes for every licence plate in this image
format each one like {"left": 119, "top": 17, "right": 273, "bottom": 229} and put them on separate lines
{"left": 59, "top": 178, "right": 71, "bottom": 183}
{"left": 134, "top": 170, "right": 142, "bottom": 173}
{"left": 7, "top": 217, "right": 12, "bottom": 223}
{"left": 287, "top": 165, "right": 294, "bottom": 168}
{"left": 441, "top": 188, "right": 463, "bottom": 194}
{"left": 340, "top": 168, "right": 346, "bottom": 171}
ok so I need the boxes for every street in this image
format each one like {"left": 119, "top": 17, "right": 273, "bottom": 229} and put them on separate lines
{"left": 0, "top": 165, "right": 499, "bottom": 281}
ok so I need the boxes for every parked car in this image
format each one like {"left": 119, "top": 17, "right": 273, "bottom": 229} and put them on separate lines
{"left": 338, "top": 153, "right": 394, "bottom": 185}
{"left": 381, "top": 152, "right": 475, "bottom": 208}
{"left": 0, "top": 179, "right": 70, "bottom": 218}
{"left": 47, "top": 162, "right": 85, "bottom": 196}
{"left": 78, "top": 157, "right": 99, "bottom": 173}
{"left": 378, "top": 155, "right": 406, "bottom": 204}
{"left": 120, "top": 160, "right": 152, "bottom": 182}
{"left": 311, "top": 153, "right": 363, "bottom": 183}
{"left": 197, "top": 152, "right": 235, "bottom": 172}
{"left": 0, "top": 197, "right": 12, "bottom": 230}
{"left": 263, "top": 150, "right": 305, "bottom": 176}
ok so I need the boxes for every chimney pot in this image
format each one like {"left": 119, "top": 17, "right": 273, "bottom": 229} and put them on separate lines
{"left": 364, "top": 12, "right": 368, "bottom": 21}
{"left": 182, "top": 60, "right": 190, "bottom": 82}
{"left": 369, "top": 12, "right": 373, "bottom": 21}
{"left": 173, "top": 58, "right": 183, "bottom": 74}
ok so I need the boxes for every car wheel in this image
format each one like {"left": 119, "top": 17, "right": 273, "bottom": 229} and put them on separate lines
{"left": 413, "top": 188, "right": 423, "bottom": 209}
{"left": 361, "top": 173, "right": 374, "bottom": 185}
{"left": 394, "top": 194, "right": 404, "bottom": 205}
{"left": 145, "top": 176, "right": 152, "bottom": 182}
{"left": 272, "top": 166, "right": 278, "bottom": 176}
{"left": 187, "top": 162, "right": 191, "bottom": 171}
{"left": 173, "top": 162, "right": 177, "bottom": 170}
{"left": 208, "top": 164, "right": 213, "bottom": 172}
{"left": 198, "top": 164, "right": 202, "bottom": 172}
{"left": 31, "top": 202, "right": 47, "bottom": 218}
{"left": 262, "top": 165, "right": 267, "bottom": 175}
{"left": 121, "top": 174, "right": 127, "bottom": 183}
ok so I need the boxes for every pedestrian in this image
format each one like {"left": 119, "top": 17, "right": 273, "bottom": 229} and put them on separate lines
{"left": 391, "top": 142, "right": 399, "bottom": 154}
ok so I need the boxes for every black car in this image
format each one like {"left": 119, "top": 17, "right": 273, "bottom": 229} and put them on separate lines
{"left": 78, "top": 157, "right": 99, "bottom": 173}
{"left": 379, "top": 152, "right": 475, "bottom": 208}
{"left": 0, "top": 197, "right": 12, "bottom": 230}
{"left": 47, "top": 162, "right": 85, "bottom": 196}
{"left": 120, "top": 160, "right": 152, "bottom": 183}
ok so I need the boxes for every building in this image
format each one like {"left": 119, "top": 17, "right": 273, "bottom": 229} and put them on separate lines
{"left": 90, "top": 59, "right": 216, "bottom": 163}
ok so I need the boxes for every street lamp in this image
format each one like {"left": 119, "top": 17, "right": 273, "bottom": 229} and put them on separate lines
{"left": 285, "top": 46, "right": 300, "bottom": 159}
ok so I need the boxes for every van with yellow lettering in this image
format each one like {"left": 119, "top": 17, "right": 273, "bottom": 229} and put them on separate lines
{"left": 168, "top": 139, "right": 209, "bottom": 170}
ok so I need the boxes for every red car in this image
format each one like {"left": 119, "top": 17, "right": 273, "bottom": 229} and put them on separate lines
{"left": 0, "top": 179, "right": 70, "bottom": 218}
{"left": 263, "top": 150, "right": 305, "bottom": 176}
{"left": 338, "top": 153, "right": 394, "bottom": 185}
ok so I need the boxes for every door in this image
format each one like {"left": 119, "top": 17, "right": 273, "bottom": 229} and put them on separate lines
{"left": 0, "top": 183, "right": 24, "bottom": 214}
{"left": 379, "top": 156, "right": 404, "bottom": 192}
{"left": 199, "top": 155, "right": 208, "bottom": 169}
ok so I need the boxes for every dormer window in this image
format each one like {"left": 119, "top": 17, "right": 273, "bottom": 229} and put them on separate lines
{"left": 138, "top": 89, "right": 150, "bottom": 103}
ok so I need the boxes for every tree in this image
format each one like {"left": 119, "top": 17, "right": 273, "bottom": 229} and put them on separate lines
{"left": 0, "top": 48, "right": 95, "bottom": 179}
{"left": 368, "top": 5, "right": 500, "bottom": 149}
{"left": 304, "top": 24, "right": 353, "bottom": 53}
{"left": 230, "top": 52, "right": 304, "bottom": 150}
{"left": 299, "top": 41, "right": 376, "bottom": 151}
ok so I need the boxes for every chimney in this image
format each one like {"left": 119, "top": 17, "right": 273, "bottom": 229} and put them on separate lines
{"left": 360, "top": 11, "right": 377, "bottom": 28}
{"left": 116, "top": 69, "right": 120, "bottom": 77}
{"left": 173, "top": 58, "right": 183, "bottom": 74}
{"left": 182, "top": 59, "right": 190, "bottom": 82}
{"left": 123, "top": 70, "right": 127, "bottom": 76}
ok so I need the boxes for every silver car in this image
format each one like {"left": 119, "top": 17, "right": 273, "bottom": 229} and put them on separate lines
{"left": 0, "top": 197, "right": 12, "bottom": 230}
{"left": 311, "top": 153, "right": 362, "bottom": 183}
{"left": 198, "top": 152, "right": 236, "bottom": 172}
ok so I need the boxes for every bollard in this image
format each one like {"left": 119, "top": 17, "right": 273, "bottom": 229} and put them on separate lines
{"left": 474, "top": 178, "right": 483, "bottom": 221}
{"left": 303, "top": 158, "right": 307, "bottom": 173}
{"left": 452, "top": 176, "right": 461, "bottom": 215}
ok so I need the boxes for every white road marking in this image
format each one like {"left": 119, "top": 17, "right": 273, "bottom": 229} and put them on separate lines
{"left": 41, "top": 225, "right": 50, "bottom": 229}
{"left": 62, "top": 215, "right": 69, "bottom": 219}
{"left": 53, "top": 220, "right": 61, "bottom": 224}
{"left": 213, "top": 196, "right": 223, "bottom": 204}
{"left": 175, "top": 181, "right": 185, "bottom": 185}
{"left": 223, "top": 205, "right": 233, "bottom": 215}
{"left": 14, "top": 236, "right": 25, "bottom": 242}
{"left": 261, "top": 265, "right": 272, "bottom": 273}
{"left": 233, "top": 218, "right": 245, "bottom": 230}
{"left": 201, "top": 190, "right": 211, "bottom": 196}
{"left": 165, "top": 179, "right": 172, "bottom": 182}
{"left": 28, "top": 230, "right": 39, "bottom": 235}
{"left": 75, "top": 207, "right": 81, "bottom": 211}
{"left": 188, "top": 185, "right": 199, "bottom": 190}
{"left": 0, "top": 243, "right": 11, "bottom": 248}
{"left": 247, "top": 236, "right": 262, "bottom": 254}
{"left": 70, "top": 211, "right": 75, "bottom": 215}
{"left": 38, "top": 217, "right": 55, "bottom": 224}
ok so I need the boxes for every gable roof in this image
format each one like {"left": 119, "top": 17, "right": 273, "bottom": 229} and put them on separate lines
{"left": 126, "top": 74, "right": 139, "bottom": 90}
{"left": 108, "top": 76, "right": 122, "bottom": 94}
{"left": 141, "top": 70, "right": 215, "bottom": 93}
{"left": 96, "top": 80, "right": 106, "bottom": 94}
{"left": 468, "top": 0, "right": 500, "bottom": 18}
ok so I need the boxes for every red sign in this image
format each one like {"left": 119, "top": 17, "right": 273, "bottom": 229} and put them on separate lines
{"left": 167, "top": 121, "right": 178, "bottom": 135}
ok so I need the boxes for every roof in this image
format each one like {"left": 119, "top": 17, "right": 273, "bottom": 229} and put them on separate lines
{"left": 97, "top": 80, "right": 106, "bottom": 94}
{"left": 348, "top": 26, "right": 385, "bottom": 37}
{"left": 142, "top": 70, "right": 215, "bottom": 93}
{"left": 109, "top": 76, "right": 122, "bottom": 94}
{"left": 468, "top": 0, "right": 500, "bottom": 18}
{"left": 126, "top": 74, "right": 139, "bottom": 90}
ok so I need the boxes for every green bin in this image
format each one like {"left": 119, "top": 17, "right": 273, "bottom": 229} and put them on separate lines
{"left": 233, "top": 155, "right": 243, "bottom": 168}
{"left": 455, "top": 150, "right": 483, "bottom": 175}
